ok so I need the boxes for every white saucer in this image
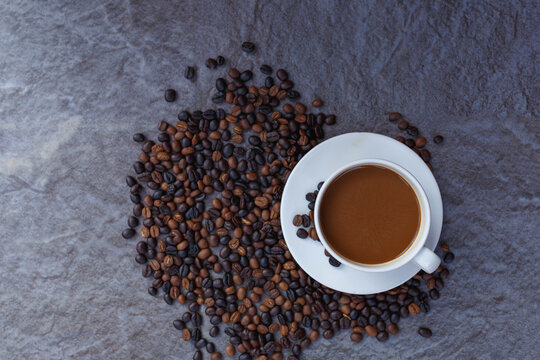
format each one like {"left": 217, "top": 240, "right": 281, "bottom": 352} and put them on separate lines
{"left": 280, "top": 133, "right": 443, "bottom": 294}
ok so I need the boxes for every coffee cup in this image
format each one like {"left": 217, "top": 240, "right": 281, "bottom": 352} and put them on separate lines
{"left": 314, "top": 158, "right": 440, "bottom": 273}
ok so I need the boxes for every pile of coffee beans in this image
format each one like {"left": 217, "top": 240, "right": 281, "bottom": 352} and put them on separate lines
{"left": 124, "top": 42, "right": 453, "bottom": 359}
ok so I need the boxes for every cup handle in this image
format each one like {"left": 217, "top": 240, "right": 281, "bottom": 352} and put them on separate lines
{"left": 412, "top": 247, "right": 441, "bottom": 273}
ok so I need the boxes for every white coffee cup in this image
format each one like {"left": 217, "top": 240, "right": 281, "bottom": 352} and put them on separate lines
{"left": 314, "top": 158, "right": 440, "bottom": 273}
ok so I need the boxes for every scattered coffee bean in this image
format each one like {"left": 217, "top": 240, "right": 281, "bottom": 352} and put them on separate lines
{"left": 312, "top": 99, "right": 323, "bottom": 107}
{"left": 241, "top": 41, "right": 256, "bottom": 53}
{"left": 122, "top": 228, "right": 135, "bottom": 239}
{"left": 415, "top": 136, "right": 427, "bottom": 148}
{"left": 328, "top": 256, "right": 341, "bottom": 267}
{"left": 216, "top": 56, "right": 225, "bottom": 65}
{"left": 389, "top": 112, "right": 403, "bottom": 122}
{"left": 164, "top": 89, "right": 177, "bottom": 102}
{"left": 293, "top": 215, "right": 303, "bottom": 226}
{"left": 296, "top": 228, "right": 308, "bottom": 239}
{"left": 406, "top": 126, "right": 419, "bottom": 137}
{"left": 132, "top": 133, "right": 145, "bottom": 142}
{"left": 350, "top": 332, "right": 363, "bottom": 342}
{"left": 418, "top": 327, "right": 432, "bottom": 338}
{"left": 184, "top": 66, "right": 195, "bottom": 80}
{"left": 433, "top": 135, "right": 444, "bottom": 144}
{"left": 206, "top": 58, "right": 218, "bottom": 69}
{"left": 443, "top": 252, "right": 455, "bottom": 263}
{"left": 397, "top": 120, "right": 409, "bottom": 130}
{"left": 260, "top": 64, "right": 273, "bottom": 75}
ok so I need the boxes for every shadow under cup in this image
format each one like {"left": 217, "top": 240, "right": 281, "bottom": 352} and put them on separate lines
{"left": 315, "top": 161, "right": 429, "bottom": 269}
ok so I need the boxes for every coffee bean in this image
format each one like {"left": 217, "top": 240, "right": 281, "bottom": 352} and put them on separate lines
{"left": 433, "top": 135, "right": 444, "bottom": 144}
{"left": 260, "top": 64, "right": 272, "bottom": 75}
{"left": 408, "top": 303, "right": 420, "bottom": 315}
{"left": 415, "top": 136, "right": 427, "bottom": 148}
{"left": 122, "top": 229, "right": 135, "bottom": 239}
{"left": 216, "top": 56, "right": 225, "bottom": 65}
{"left": 350, "top": 332, "right": 363, "bottom": 342}
{"left": 225, "top": 344, "right": 235, "bottom": 356}
{"left": 328, "top": 256, "right": 341, "bottom": 267}
{"left": 376, "top": 331, "right": 389, "bottom": 342}
{"left": 418, "top": 327, "right": 432, "bottom": 338}
{"left": 322, "top": 329, "right": 334, "bottom": 339}
{"left": 128, "top": 216, "right": 139, "bottom": 228}
{"left": 185, "top": 66, "right": 195, "bottom": 80}
{"left": 420, "top": 149, "right": 431, "bottom": 162}
{"left": 406, "top": 126, "right": 419, "bottom": 137}
{"left": 387, "top": 323, "right": 399, "bottom": 335}
{"left": 164, "top": 89, "right": 177, "bottom": 102}
{"left": 193, "top": 350, "right": 202, "bottom": 360}
{"left": 276, "top": 69, "right": 288, "bottom": 81}
{"left": 126, "top": 176, "right": 137, "bottom": 187}
{"left": 365, "top": 325, "right": 377, "bottom": 337}
{"left": 405, "top": 138, "right": 415, "bottom": 148}
{"left": 209, "top": 325, "right": 220, "bottom": 337}
{"left": 241, "top": 41, "right": 256, "bottom": 53}
{"left": 296, "top": 229, "right": 308, "bottom": 239}
{"left": 443, "top": 252, "right": 455, "bottom": 263}
{"left": 133, "top": 133, "right": 145, "bottom": 142}
{"left": 173, "top": 319, "right": 186, "bottom": 330}
{"left": 293, "top": 215, "right": 302, "bottom": 227}
{"left": 206, "top": 58, "right": 218, "bottom": 69}
{"left": 389, "top": 112, "right": 403, "bottom": 122}
{"left": 210, "top": 352, "right": 222, "bottom": 360}
{"left": 397, "top": 120, "right": 409, "bottom": 130}
{"left": 312, "top": 99, "right": 323, "bottom": 107}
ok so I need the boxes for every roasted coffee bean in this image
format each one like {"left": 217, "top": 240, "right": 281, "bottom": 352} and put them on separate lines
{"left": 418, "top": 327, "right": 432, "bottom": 338}
{"left": 173, "top": 319, "right": 186, "bottom": 330}
{"left": 433, "top": 135, "right": 444, "bottom": 144}
{"left": 415, "top": 136, "right": 427, "bottom": 148}
{"left": 193, "top": 350, "right": 202, "bottom": 360}
{"left": 293, "top": 215, "right": 302, "bottom": 226}
{"left": 209, "top": 325, "right": 220, "bottom": 337}
{"left": 122, "top": 228, "right": 135, "bottom": 239}
{"left": 276, "top": 69, "right": 288, "bottom": 81}
{"left": 376, "top": 331, "right": 389, "bottom": 342}
{"left": 389, "top": 112, "right": 403, "bottom": 122}
{"left": 328, "top": 256, "right": 341, "bottom": 267}
{"left": 185, "top": 66, "right": 195, "bottom": 80}
{"left": 312, "top": 99, "right": 323, "bottom": 107}
{"left": 397, "top": 120, "right": 409, "bottom": 130}
{"left": 206, "top": 58, "right": 218, "bottom": 69}
{"left": 133, "top": 133, "right": 145, "bottom": 142}
{"left": 296, "top": 229, "right": 308, "bottom": 239}
{"left": 406, "top": 126, "right": 419, "bottom": 137}
{"left": 350, "top": 332, "right": 363, "bottom": 342}
{"left": 443, "top": 252, "right": 455, "bottom": 263}
{"left": 260, "top": 64, "right": 272, "bottom": 75}
{"left": 164, "top": 89, "right": 177, "bottom": 102}
{"left": 241, "top": 41, "right": 256, "bottom": 53}
{"left": 128, "top": 216, "right": 139, "bottom": 228}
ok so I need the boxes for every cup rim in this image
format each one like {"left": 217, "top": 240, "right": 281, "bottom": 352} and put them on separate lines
{"left": 314, "top": 158, "right": 431, "bottom": 272}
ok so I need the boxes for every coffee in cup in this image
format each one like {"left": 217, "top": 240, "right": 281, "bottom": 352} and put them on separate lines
{"left": 314, "top": 159, "right": 440, "bottom": 273}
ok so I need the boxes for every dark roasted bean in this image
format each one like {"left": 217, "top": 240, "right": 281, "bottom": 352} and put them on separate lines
{"left": 184, "top": 66, "right": 195, "bottom": 80}
{"left": 164, "top": 89, "right": 177, "bottom": 102}
{"left": 241, "top": 41, "right": 256, "bottom": 53}
{"left": 418, "top": 327, "right": 432, "bottom": 338}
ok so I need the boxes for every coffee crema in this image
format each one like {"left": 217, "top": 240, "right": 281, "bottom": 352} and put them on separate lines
{"left": 319, "top": 165, "right": 420, "bottom": 265}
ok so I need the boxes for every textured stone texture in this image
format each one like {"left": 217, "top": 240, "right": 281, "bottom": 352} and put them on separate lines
{"left": 0, "top": 1, "right": 538, "bottom": 359}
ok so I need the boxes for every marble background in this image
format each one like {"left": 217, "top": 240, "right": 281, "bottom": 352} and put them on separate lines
{"left": 0, "top": 1, "right": 538, "bottom": 359}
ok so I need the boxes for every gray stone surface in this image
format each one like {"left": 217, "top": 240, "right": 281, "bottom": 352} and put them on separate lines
{"left": 0, "top": 0, "right": 538, "bottom": 359}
